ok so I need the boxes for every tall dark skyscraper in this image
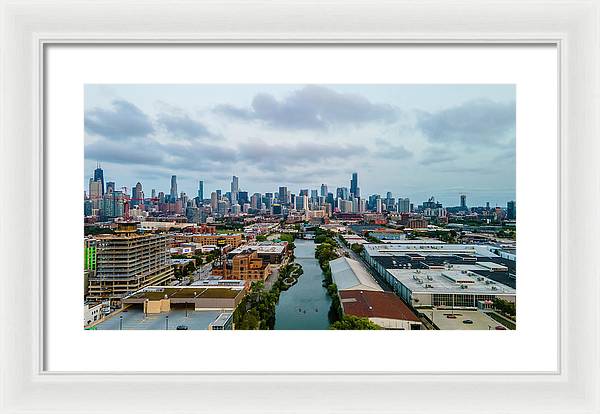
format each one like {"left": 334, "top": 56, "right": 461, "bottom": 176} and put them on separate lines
{"left": 93, "top": 163, "right": 105, "bottom": 196}
{"left": 507, "top": 200, "right": 516, "bottom": 220}
{"left": 170, "top": 175, "right": 177, "bottom": 201}
{"left": 198, "top": 180, "right": 204, "bottom": 200}
{"left": 460, "top": 194, "right": 467, "bottom": 209}
{"left": 350, "top": 172, "right": 358, "bottom": 197}
{"left": 278, "top": 186, "right": 288, "bottom": 204}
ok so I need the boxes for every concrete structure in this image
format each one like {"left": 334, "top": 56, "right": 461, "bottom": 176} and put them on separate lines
{"left": 363, "top": 243, "right": 516, "bottom": 309}
{"left": 123, "top": 285, "right": 247, "bottom": 313}
{"left": 329, "top": 256, "right": 382, "bottom": 292}
{"left": 87, "top": 222, "right": 174, "bottom": 303}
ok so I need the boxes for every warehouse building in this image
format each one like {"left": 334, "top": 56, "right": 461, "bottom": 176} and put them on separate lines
{"left": 329, "top": 256, "right": 421, "bottom": 329}
{"left": 362, "top": 243, "right": 516, "bottom": 309}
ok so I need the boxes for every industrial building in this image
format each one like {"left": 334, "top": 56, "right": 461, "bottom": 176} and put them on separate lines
{"left": 87, "top": 222, "right": 174, "bottom": 303}
{"left": 329, "top": 256, "right": 382, "bottom": 292}
{"left": 122, "top": 285, "right": 246, "bottom": 313}
{"left": 362, "top": 243, "right": 516, "bottom": 309}
{"left": 330, "top": 256, "right": 422, "bottom": 329}
{"left": 339, "top": 290, "right": 422, "bottom": 330}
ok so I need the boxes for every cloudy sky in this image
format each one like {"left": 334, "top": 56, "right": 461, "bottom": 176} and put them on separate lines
{"left": 84, "top": 84, "right": 515, "bottom": 207}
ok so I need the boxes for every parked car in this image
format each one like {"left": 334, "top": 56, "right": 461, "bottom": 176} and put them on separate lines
{"left": 462, "top": 319, "right": 474, "bottom": 324}
{"left": 176, "top": 325, "right": 189, "bottom": 330}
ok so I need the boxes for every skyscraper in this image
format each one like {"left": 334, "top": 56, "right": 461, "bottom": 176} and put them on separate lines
{"left": 350, "top": 172, "right": 358, "bottom": 197}
{"left": 132, "top": 182, "right": 143, "bottom": 207}
{"left": 198, "top": 180, "right": 204, "bottom": 201}
{"left": 320, "top": 184, "right": 328, "bottom": 197}
{"left": 231, "top": 176, "right": 239, "bottom": 204}
{"left": 398, "top": 197, "right": 410, "bottom": 213}
{"left": 278, "top": 186, "right": 288, "bottom": 204}
{"left": 507, "top": 200, "right": 516, "bottom": 220}
{"left": 170, "top": 175, "right": 178, "bottom": 201}
{"left": 460, "top": 194, "right": 467, "bottom": 209}
{"left": 93, "top": 163, "right": 105, "bottom": 196}
{"left": 210, "top": 192, "right": 218, "bottom": 210}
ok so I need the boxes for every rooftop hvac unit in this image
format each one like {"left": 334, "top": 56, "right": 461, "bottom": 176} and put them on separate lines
{"left": 461, "top": 270, "right": 467, "bottom": 274}
{"left": 485, "top": 280, "right": 491, "bottom": 284}
{"left": 427, "top": 275, "right": 433, "bottom": 280}
{"left": 461, "top": 284, "right": 468, "bottom": 289}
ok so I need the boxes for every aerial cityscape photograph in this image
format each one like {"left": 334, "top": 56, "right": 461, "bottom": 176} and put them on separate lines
{"left": 83, "top": 84, "right": 516, "bottom": 331}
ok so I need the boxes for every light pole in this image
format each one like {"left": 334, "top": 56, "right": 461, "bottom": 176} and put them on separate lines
{"left": 119, "top": 315, "right": 123, "bottom": 330}
{"left": 144, "top": 299, "right": 148, "bottom": 318}
{"left": 165, "top": 315, "right": 169, "bottom": 330}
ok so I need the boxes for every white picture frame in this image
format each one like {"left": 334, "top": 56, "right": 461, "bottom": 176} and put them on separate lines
{"left": 1, "top": 0, "right": 599, "bottom": 413}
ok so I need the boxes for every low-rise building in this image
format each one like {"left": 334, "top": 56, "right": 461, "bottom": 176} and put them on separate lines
{"left": 329, "top": 256, "right": 382, "bottom": 292}
{"left": 84, "top": 301, "right": 106, "bottom": 326}
{"left": 362, "top": 243, "right": 516, "bottom": 309}
{"left": 228, "top": 242, "right": 288, "bottom": 264}
{"left": 339, "top": 290, "right": 422, "bottom": 330}
{"left": 213, "top": 249, "right": 271, "bottom": 281}
{"left": 123, "top": 285, "right": 247, "bottom": 313}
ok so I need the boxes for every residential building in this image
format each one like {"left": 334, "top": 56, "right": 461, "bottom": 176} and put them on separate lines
{"left": 87, "top": 222, "right": 174, "bottom": 303}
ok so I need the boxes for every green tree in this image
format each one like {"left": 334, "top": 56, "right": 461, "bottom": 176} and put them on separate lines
{"left": 330, "top": 315, "right": 381, "bottom": 330}
{"left": 350, "top": 243, "right": 364, "bottom": 254}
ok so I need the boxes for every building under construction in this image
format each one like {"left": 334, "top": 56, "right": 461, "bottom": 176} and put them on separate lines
{"left": 87, "top": 222, "right": 174, "bottom": 304}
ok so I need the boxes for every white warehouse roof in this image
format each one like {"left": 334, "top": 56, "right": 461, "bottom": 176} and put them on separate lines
{"left": 329, "top": 257, "right": 383, "bottom": 292}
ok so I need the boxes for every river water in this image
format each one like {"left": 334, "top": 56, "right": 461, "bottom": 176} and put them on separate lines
{"left": 274, "top": 239, "right": 332, "bottom": 330}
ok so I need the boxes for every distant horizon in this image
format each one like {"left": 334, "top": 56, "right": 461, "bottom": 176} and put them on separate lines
{"left": 85, "top": 84, "right": 516, "bottom": 206}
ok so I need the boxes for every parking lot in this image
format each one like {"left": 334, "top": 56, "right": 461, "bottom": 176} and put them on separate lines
{"left": 95, "top": 307, "right": 224, "bottom": 330}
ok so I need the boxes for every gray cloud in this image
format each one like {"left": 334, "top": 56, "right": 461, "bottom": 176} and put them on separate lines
{"left": 374, "top": 138, "right": 412, "bottom": 160}
{"left": 214, "top": 85, "right": 398, "bottom": 130}
{"left": 156, "top": 113, "right": 214, "bottom": 139}
{"left": 85, "top": 140, "right": 163, "bottom": 165}
{"left": 85, "top": 99, "right": 154, "bottom": 139}
{"left": 420, "top": 147, "right": 458, "bottom": 165}
{"left": 236, "top": 138, "right": 366, "bottom": 166}
{"left": 417, "top": 99, "right": 515, "bottom": 145}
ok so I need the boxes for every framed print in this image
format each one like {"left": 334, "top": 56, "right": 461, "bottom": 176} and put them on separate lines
{"left": 1, "top": 0, "right": 599, "bottom": 413}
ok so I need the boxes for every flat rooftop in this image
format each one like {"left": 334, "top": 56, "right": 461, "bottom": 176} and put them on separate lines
{"left": 420, "top": 309, "right": 510, "bottom": 330}
{"left": 124, "top": 286, "right": 244, "bottom": 301}
{"left": 386, "top": 268, "right": 516, "bottom": 295}
{"left": 229, "top": 242, "right": 286, "bottom": 255}
{"left": 365, "top": 243, "right": 516, "bottom": 289}
{"left": 94, "top": 307, "right": 224, "bottom": 330}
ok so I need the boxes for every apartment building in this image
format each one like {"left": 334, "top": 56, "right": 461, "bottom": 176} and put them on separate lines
{"left": 87, "top": 222, "right": 174, "bottom": 303}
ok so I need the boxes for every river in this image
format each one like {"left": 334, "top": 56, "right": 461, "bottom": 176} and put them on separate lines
{"left": 274, "top": 239, "right": 332, "bottom": 330}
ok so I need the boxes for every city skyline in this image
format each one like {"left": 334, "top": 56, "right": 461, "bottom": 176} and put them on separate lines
{"left": 85, "top": 84, "right": 516, "bottom": 206}
{"left": 86, "top": 165, "right": 511, "bottom": 210}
